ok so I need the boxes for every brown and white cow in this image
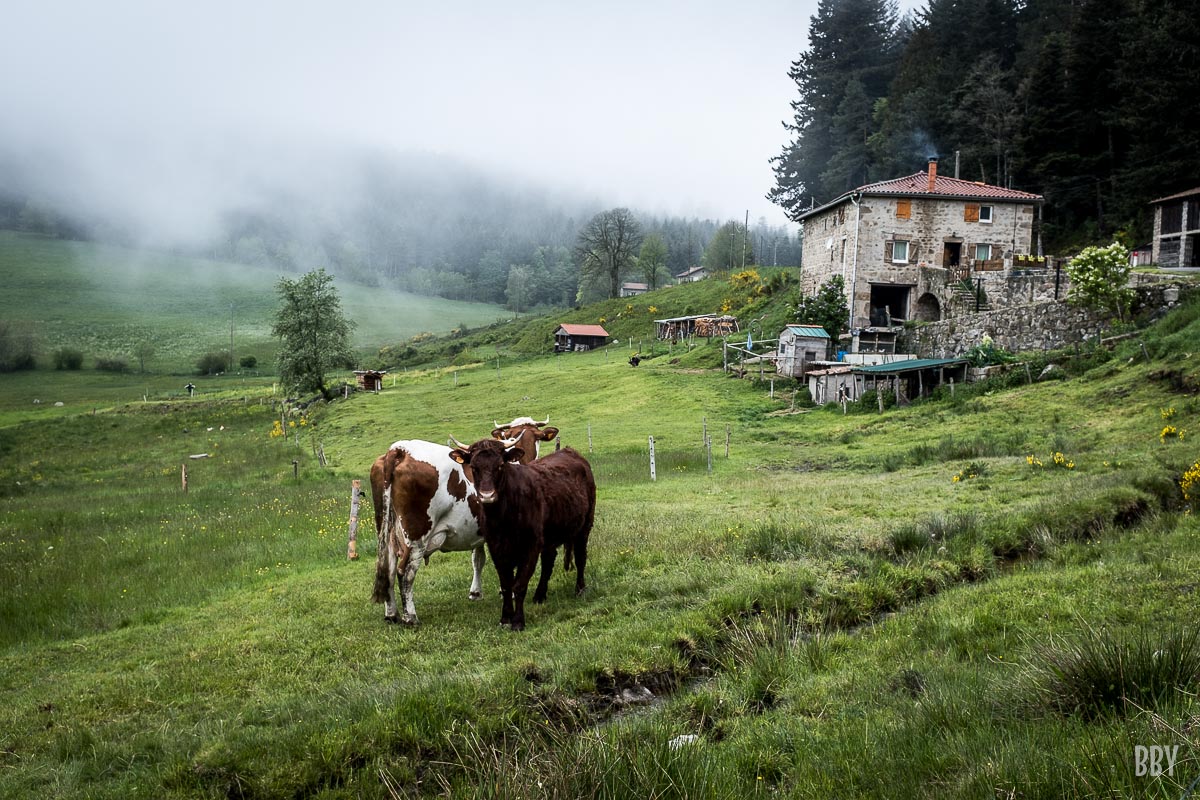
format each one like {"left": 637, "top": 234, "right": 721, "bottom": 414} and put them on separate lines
{"left": 370, "top": 440, "right": 483, "bottom": 626}
{"left": 449, "top": 438, "right": 595, "bottom": 631}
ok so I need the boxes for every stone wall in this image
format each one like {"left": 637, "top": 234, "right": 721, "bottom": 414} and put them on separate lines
{"left": 903, "top": 283, "right": 1188, "bottom": 358}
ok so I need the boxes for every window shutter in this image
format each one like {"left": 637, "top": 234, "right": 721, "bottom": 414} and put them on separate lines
{"left": 910, "top": 242, "right": 920, "bottom": 261}
{"left": 964, "top": 204, "right": 980, "bottom": 222}
{"left": 884, "top": 241, "right": 894, "bottom": 261}
{"left": 896, "top": 199, "right": 911, "bottom": 219}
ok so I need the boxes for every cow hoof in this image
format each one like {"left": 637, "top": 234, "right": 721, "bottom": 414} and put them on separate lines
{"left": 532, "top": 593, "right": 546, "bottom": 604}
{"left": 384, "top": 615, "right": 400, "bottom": 625}
{"left": 400, "top": 615, "right": 420, "bottom": 627}
{"left": 469, "top": 591, "right": 482, "bottom": 601}
{"left": 575, "top": 586, "right": 587, "bottom": 597}
{"left": 510, "top": 622, "right": 525, "bottom": 632}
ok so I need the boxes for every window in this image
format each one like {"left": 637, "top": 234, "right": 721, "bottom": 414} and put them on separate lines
{"left": 964, "top": 203, "right": 980, "bottom": 222}
{"left": 979, "top": 205, "right": 993, "bottom": 223}
{"left": 896, "top": 199, "right": 912, "bottom": 219}
{"left": 891, "top": 240, "right": 910, "bottom": 263}
{"left": 974, "top": 243, "right": 992, "bottom": 261}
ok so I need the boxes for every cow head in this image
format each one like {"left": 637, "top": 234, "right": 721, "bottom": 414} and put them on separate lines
{"left": 449, "top": 439, "right": 524, "bottom": 504}
{"left": 491, "top": 416, "right": 558, "bottom": 461}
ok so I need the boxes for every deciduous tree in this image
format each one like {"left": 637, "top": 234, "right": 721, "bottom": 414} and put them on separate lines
{"left": 575, "top": 208, "right": 642, "bottom": 300}
{"left": 272, "top": 268, "right": 356, "bottom": 398}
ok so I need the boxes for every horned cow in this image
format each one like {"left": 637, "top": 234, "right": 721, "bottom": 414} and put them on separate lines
{"left": 450, "top": 438, "right": 595, "bottom": 631}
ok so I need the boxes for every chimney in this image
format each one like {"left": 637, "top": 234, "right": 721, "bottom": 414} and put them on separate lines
{"left": 927, "top": 157, "right": 938, "bottom": 192}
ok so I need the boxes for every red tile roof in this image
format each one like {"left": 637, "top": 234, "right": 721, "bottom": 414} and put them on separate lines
{"left": 800, "top": 171, "right": 1042, "bottom": 220}
{"left": 557, "top": 324, "right": 610, "bottom": 337}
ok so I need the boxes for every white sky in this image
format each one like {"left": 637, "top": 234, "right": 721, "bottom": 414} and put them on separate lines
{"left": 1, "top": 1, "right": 923, "bottom": 234}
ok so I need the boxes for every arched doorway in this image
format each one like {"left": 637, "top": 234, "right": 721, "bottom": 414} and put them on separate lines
{"left": 914, "top": 292, "right": 941, "bottom": 322}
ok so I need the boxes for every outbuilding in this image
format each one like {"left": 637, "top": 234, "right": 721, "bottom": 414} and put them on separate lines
{"left": 554, "top": 323, "right": 610, "bottom": 352}
{"left": 354, "top": 370, "right": 387, "bottom": 392}
{"left": 777, "top": 324, "right": 831, "bottom": 378}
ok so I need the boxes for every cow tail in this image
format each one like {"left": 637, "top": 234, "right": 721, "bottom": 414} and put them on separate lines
{"left": 372, "top": 447, "right": 405, "bottom": 604}
{"left": 372, "top": 487, "right": 393, "bottom": 603}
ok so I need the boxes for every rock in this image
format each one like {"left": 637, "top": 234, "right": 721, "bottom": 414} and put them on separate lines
{"left": 54, "top": 401, "right": 64, "bottom": 407}
{"left": 617, "top": 684, "right": 654, "bottom": 706}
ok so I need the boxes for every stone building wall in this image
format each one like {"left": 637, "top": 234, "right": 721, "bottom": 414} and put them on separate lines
{"left": 903, "top": 283, "right": 1188, "bottom": 357}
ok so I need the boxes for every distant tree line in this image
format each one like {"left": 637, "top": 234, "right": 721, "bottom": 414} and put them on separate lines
{"left": 0, "top": 149, "right": 802, "bottom": 309}
{"left": 770, "top": 0, "right": 1200, "bottom": 251}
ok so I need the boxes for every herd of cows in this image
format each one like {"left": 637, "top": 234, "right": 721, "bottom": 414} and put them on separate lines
{"left": 370, "top": 417, "right": 597, "bottom": 631}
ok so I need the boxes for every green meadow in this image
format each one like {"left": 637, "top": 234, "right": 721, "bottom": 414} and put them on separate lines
{"left": 2, "top": 253, "right": 1200, "bottom": 797}
{"left": 0, "top": 231, "right": 508, "bottom": 372}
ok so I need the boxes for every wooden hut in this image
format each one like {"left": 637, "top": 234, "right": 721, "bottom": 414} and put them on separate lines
{"left": 776, "top": 324, "right": 831, "bottom": 378}
{"left": 554, "top": 323, "right": 610, "bottom": 352}
{"left": 353, "top": 370, "right": 387, "bottom": 392}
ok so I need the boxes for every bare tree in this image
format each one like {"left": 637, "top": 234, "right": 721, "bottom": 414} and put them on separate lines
{"left": 575, "top": 208, "right": 642, "bottom": 300}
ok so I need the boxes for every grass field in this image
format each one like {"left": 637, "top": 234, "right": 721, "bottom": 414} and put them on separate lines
{"left": 0, "top": 231, "right": 508, "bottom": 372}
{"left": 2, "top": 269, "right": 1200, "bottom": 797}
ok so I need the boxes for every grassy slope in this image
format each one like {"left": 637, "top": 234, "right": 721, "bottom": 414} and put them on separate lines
{"left": 0, "top": 231, "right": 507, "bottom": 371}
{"left": 2, "top": 287, "right": 1200, "bottom": 797}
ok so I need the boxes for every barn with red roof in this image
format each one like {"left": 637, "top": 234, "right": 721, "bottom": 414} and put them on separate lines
{"left": 554, "top": 323, "right": 610, "bottom": 353}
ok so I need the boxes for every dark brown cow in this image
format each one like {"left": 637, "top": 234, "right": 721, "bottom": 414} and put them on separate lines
{"left": 450, "top": 438, "right": 595, "bottom": 631}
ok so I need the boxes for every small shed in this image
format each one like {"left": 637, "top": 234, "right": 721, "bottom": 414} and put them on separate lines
{"left": 620, "top": 281, "right": 649, "bottom": 297}
{"left": 807, "top": 364, "right": 857, "bottom": 405}
{"left": 554, "top": 323, "right": 610, "bottom": 352}
{"left": 354, "top": 370, "right": 387, "bottom": 392}
{"left": 676, "top": 265, "right": 709, "bottom": 283}
{"left": 777, "top": 324, "right": 831, "bottom": 378}
{"left": 851, "top": 357, "right": 969, "bottom": 405}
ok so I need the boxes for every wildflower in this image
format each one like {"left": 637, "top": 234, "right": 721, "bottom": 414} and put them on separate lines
{"left": 1161, "top": 425, "right": 1178, "bottom": 443}
{"left": 1162, "top": 407, "right": 1177, "bottom": 421}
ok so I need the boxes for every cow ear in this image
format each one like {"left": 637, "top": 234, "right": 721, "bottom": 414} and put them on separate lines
{"left": 539, "top": 426, "right": 559, "bottom": 441}
{"left": 449, "top": 449, "right": 469, "bottom": 465}
{"left": 490, "top": 427, "right": 505, "bottom": 440}
{"left": 504, "top": 446, "right": 525, "bottom": 463}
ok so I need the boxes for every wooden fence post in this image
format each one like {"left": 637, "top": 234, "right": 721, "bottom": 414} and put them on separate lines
{"left": 706, "top": 435, "right": 712, "bottom": 474}
{"left": 346, "top": 479, "right": 362, "bottom": 560}
{"left": 588, "top": 422, "right": 593, "bottom": 454}
{"left": 648, "top": 436, "right": 657, "bottom": 482}
{"left": 181, "top": 463, "right": 188, "bottom": 493}
{"left": 725, "top": 424, "right": 730, "bottom": 458}
{"left": 292, "top": 459, "right": 298, "bottom": 479}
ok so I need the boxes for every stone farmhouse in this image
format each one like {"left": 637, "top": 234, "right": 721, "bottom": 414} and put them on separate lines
{"left": 798, "top": 158, "right": 1045, "bottom": 351}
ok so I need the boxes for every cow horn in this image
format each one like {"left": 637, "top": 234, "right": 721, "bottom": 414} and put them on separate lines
{"left": 494, "top": 420, "right": 505, "bottom": 431}
{"left": 537, "top": 416, "right": 550, "bottom": 427}
{"left": 448, "top": 435, "right": 471, "bottom": 450}
{"left": 499, "top": 436, "right": 521, "bottom": 449}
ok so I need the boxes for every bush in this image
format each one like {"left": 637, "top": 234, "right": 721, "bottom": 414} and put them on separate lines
{"left": 238, "top": 355, "right": 257, "bottom": 369}
{"left": 94, "top": 357, "right": 128, "bottom": 373}
{"left": 0, "top": 322, "right": 36, "bottom": 372}
{"left": 1024, "top": 625, "right": 1200, "bottom": 718}
{"left": 195, "top": 352, "right": 231, "bottom": 375}
{"left": 53, "top": 347, "right": 84, "bottom": 370}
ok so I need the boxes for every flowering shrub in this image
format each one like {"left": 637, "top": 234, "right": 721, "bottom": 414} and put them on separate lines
{"left": 1161, "top": 425, "right": 1186, "bottom": 443}
{"left": 1182, "top": 461, "right": 1200, "bottom": 507}
{"left": 1027, "top": 452, "right": 1075, "bottom": 469}
{"left": 270, "top": 420, "right": 285, "bottom": 438}
{"left": 952, "top": 461, "right": 988, "bottom": 482}
{"left": 1162, "top": 407, "right": 1177, "bottom": 421}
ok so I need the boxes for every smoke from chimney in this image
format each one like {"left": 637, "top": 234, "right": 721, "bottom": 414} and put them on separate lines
{"left": 927, "top": 158, "right": 938, "bottom": 192}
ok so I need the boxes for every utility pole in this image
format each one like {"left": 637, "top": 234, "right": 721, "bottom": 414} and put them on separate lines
{"left": 229, "top": 302, "right": 235, "bottom": 372}
{"left": 741, "top": 209, "right": 749, "bottom": 270}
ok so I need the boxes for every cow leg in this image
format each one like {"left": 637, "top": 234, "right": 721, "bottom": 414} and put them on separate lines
{"left": 397, "top": 540, "right": 424, "bottom": 626}
{"left": 573, "top": 530, "right": 590, "bottom": 597}
{"left": 532, "top": 546, "right": 556, "bottom": 604}
{"left": 510, "top": 546, "right": 541, "bottom": 631}
{"left": 382, "top": 539, "right": 400, "bottom": 623}
{"left": 468, "top": 544, "right": 486, "bottom": 600}
{"left": 562, "top": 541, "right": 574, "bottom": 572}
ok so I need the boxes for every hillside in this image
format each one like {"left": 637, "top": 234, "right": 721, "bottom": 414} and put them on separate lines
{"left": 0, "top": 231, "right": 508, "bottom": 372}
{"left": 2, "top": 284, "right": 1200, "bottom": 797}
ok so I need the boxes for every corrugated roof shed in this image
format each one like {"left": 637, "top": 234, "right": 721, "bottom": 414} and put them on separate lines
{"left": 785, "top": 325, "right": 831, "bottom": 338}
{"left": 852, "top": 357, "right": 968, "bottom": 374}
{"left": 1151, "top": 187, "right": 1200, "bottom": 204}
